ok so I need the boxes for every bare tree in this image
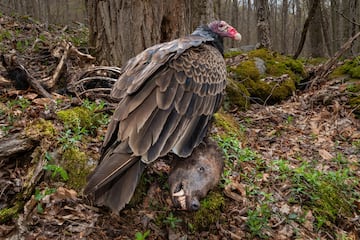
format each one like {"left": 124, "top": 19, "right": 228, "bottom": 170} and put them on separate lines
{"left": 255, "top": 0, "right": 272, "bottom": 49}
{"left": 281, "top": 0, "right": 288, "bottom": 54}
{"left": 293, "top": 0, "right": 319, "bottom": 59}
{"left": 86, "top": 0, "right": 191, "bottom": 66}
{"left": 309, "top": 0, "right": 324, "bottom": 57}
{"left": 85, "top": 0, "right": 221, "bottom": 66}
{"left": 320, "top": 1, "right": 332, "bottom": 56}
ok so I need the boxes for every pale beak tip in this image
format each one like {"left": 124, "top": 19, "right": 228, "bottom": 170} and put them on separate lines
{"left": 234, "top": 33, "right": 242, "bottom": 41}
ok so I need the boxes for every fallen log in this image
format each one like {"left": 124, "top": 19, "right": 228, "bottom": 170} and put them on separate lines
{"left": 0, "top": 133, "right": 35, "bottom": 159}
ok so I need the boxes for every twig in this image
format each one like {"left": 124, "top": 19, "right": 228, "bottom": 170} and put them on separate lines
{"left": 336, "top": 10, "right": 360, "bottom": 26}
{"left": 310, "top": 31, "right": 360, "bottom": 88}
{"left": 46, "top": 41, "right": 71, "bottom": 89}
{"left": 69, "top": 45, "right": 96, "bottom": 62}
{"left": 1, "top": 54, "right": 53, "bottom": 99}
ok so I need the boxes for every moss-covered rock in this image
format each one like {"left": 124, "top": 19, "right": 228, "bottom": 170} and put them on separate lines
{"left": 245, "top": 78, "right": 296, "bottom": 104}
{"left": 25, "top": 118, "right": 57, "bottom": 140}
{"left": 331, "top": 56, "right": 360, "bottom": 79}
{"left": 224, "top": 78, "right": 250, "bottom": 110}
{"left": 56, "top": 106, "right": 107, "bottom": 134}
{"left": 226, "top": 48, "right": 305, "bottom": 106}
{"left": 213, "top": 111, "right": 242, "bottom": 138}
{"left": 230, "top": 60, "right": 260, "bottom": 80}
{"left": 57, "top": 107, "right": 93, "bottom": 132}
{"left": 61, "top": 147, "right": 91, "bottom": 191}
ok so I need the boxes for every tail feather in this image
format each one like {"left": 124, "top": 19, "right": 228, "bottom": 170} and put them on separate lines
{"left": 96, "top": 159, "right": 144, "bottom": 212}
{"left": 84, "top": 148, "right": 144, "bottom": 212}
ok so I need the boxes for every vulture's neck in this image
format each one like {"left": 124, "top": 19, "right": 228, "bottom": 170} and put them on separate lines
{"left": 191, "top": 25, "right": 224, "bottom": 55}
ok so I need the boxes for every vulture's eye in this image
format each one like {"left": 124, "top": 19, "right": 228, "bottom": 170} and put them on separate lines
{"left": 198, "top": 166, "right": 205, "bottom": 173}
{"left": 219, "top": 23, "right": 227, "bottom": 32}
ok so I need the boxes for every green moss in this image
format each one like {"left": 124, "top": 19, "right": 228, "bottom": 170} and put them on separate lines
{"left": 301, "top": 57, "right": 328, "bottom": 65}
{"left": 224, "top": 78, "right": 250, "bottom": 110}
{"left": 331, "top": 56, "right": 360, "bottom": 79}
{"left": 272, "top": 79, "right": 296, "bottom": 100}
{"left": 349, "top": 96, "right": 360, "bottom": 118}
{"left": 349, "top": 66, "right": 360, "bottom": 78}
{"left": 0, "top": 202, "right": 22, "bottom": 223}
{"left": 57, "top": 107, "right": 93, "bottom": 132}
{"left": 247, "top": 48, "right": 273, "bottom": 61}
{"left": 227, "top": 48, "right": 304, "bottom": 106}
{"left": 291, "top": 166, "right": 357, "bottom": 229}
{"left": 25, "top": 118, "right": 56, "bottom": 140}
{"left": 61, "top": 147, "right": 91, "bottom": 191}
{"left": 346, "top": 80, "right": 360, "bottom": 92}
{"left": 213, "top": 111, "right": 242, "bottom": 138}
{"left": 230, "top": 60, "right": 260, "bottom": 80}
{"left": 244, "top": 77, "right": 295, "bottom": 104}
{"left": 224, "top": 49, "right": 243, "bottom": 58}
{"left": 193, "top": 191, "right": 225, "bottom": 230}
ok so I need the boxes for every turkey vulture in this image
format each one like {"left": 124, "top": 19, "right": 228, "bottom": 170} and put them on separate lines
{"left": 84, "top": 20, "right": 241, "bottom": 212}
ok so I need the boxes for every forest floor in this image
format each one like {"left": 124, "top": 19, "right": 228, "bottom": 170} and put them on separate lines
{"left": 0, "top": 14, "right": 359, "bottom": 240}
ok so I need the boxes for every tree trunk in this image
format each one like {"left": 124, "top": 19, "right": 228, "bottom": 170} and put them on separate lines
{"left": 309, "top": 0, "right": 324, "bottom": 57}
{"left": 330, "top": 0, "right": 338, "bottom": 54}
{"left": 85, "top": 0, "right": 218, "bottom": 66}
{"left": 320, "top": 1, "right": 332, "bottom": 56}
{"left": 190, "top": 0, "right": 215, "bottom": 30}
{"left": 246, "top": 0, "right": 251, "bottom": 45}
{"left": 255, "top": 0, "right": 272, "bottom": 49}
{"left": 293, "top": 0, "right": 319, "bottom": 59}
{"left": 281, "top": 0, "right": 288, "bottom": 54}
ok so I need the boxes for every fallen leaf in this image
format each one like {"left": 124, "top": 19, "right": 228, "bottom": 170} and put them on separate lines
{"left": 33, "top": 97, "right": 53, "bottom": 106}
{"left": 279, "top": 203, "right": 290, "bottom": 215}
{"left": 52, "top": 187, "right": 77, "bottom": 200}
{"left": 318, "top": 149, "right": 333, "bottom": 160}
{"left": 23, "top": 93, "right": 38, "bottom": 100}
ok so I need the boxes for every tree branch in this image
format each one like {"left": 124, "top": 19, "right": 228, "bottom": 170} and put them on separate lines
{"left": 336, "top": 10, "right": 360, "bottom": 26}
{"left": 310, "top": 31, "right": 360, "bottom": 88}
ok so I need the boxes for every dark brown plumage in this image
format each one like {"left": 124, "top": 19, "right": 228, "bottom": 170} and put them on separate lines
{"left": 84, "top": 20, "right": 241, "bottom": 212}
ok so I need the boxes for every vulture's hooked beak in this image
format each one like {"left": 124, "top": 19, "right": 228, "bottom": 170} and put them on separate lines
{"left": 233, "top": 32, "right": 242, "bottom": 41}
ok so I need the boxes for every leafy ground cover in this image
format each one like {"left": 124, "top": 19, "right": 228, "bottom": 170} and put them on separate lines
{"left": 0, "top": 14, "right": 359, "bottom": 239}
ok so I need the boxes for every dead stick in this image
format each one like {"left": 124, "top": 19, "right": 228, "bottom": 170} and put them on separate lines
{"left": 1, "top": 54, "right": 53, "bottom": 98}
{"left": 69, "top": 45, "right": 96, "bottom": 61}
{"left": 25, "top": 66, "right": 53, "bottom": 99}
{"left": 46, "top": 41, "right": 71, "bottom": 89}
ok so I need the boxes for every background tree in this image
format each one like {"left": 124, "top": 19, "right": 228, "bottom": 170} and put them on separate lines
{"left": 309, "top": 0, "right": 325, "bottom": 57}
{"left": 0, "top": 0, "right": 359, "bottom": 58}
{"left": 255, "top": 0, "right": 272, "bottom": 49}
{"left": 85, "top": 0, "right": 190, "bottom": 66}
{"left": 281, "top": 0, "right": 288, "bottom": 54}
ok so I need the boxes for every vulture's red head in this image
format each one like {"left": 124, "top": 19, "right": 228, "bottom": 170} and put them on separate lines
{"left": 208, "top": 20, "right": 242, "bottom": 41}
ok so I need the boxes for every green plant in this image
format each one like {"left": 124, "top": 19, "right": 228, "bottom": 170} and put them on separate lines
{"left": 291, "top": 162, "right": 358, "bottom": 229}
{"left": 134, "top": 230, "right": 150, "bottom": 240}
{"left": 43, "top": 164, "right": 69, "bottom": 181}
{"left": 6, "top": 97, "right": 30, "bottom": 110}
{"left": 34, "top": 188, "right": 57, "bottom": 213}
{"left": 58, "top": 129, "right": 83, "bottom": 150}
{"left": 16, "top": 39, "right": 29, "bottom": 53}
{"left": 246, "top": 204, "right": 271, "bottom": 238}
{"left": 163, "top": 212, "right": 182, "bottom": 229}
